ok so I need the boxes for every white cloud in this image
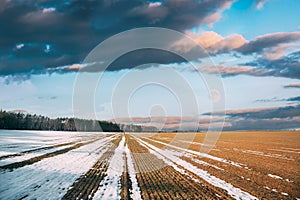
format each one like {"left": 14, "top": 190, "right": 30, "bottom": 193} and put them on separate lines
{"left": 256, "top": 0, "right": 268, "bottom": 9}
{"left": 16, "top": 43, "right": 24, "bottom": 49}
{"left": 42, "top": 7, "right": 56, "bottom": 14}
{"left": 148, "top": 2, "right": 162, "bottom": 8}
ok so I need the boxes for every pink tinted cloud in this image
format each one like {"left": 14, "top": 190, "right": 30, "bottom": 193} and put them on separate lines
{"left": 197, "top": 65, "right": 270, "bottom": 77}
{"left": 284, "top": 83, "right": 300, "bottom": 88}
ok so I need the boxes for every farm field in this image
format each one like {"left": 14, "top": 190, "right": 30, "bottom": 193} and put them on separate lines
{"left": 0, "top": 130, "right": 299, "bottom": 199}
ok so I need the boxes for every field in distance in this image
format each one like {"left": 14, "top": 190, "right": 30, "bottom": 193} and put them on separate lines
{"left": 0, "top": 130, "right": 299, "bottom": 199}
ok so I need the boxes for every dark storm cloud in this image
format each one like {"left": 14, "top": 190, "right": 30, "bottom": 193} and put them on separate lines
{"left": 287, "top": 96, "right": 300, "bottom": 102}
{"left": 242, "top": 51, "right": 300, "bottom": 79}
{"left": 202, "top": 104, "right": 300, "bottom": 131}
{"left": 222, "top": 117, "right": 300, "bottom": 131}
{"left": 192, "top": 50, "right": 300, "bottom": 79}
{"left": 197, "top": 51, "right": 300, "bottom": 79}
{"left": 236, "top": 32, "right": 300, "bottom": 54}
{"left": 204, "top": 104, "right": 300, "bottom": 119}
{"left": 0, "top": 0, "right": 234, "bottom": 77}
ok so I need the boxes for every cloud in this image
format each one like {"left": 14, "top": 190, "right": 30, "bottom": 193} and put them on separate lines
{"left": 261, "top": 43, "right": 297, "bottom": 60}
{"left": 284, "top": 83, "right": 300, "bottom": 88}
{"left": 190, "top": 51, "right": 300, "bottom": 79}
{"left": 148, "top": 2, "right": 162, "bottom": 8}
{"left": 209, "top": 34, "right": 247, "bottom": 54}
{"left": 204, "top": 104, "right": 300, "bottom": 130}
{"left": 287, "top": 96, "right": 300, "bottom": 102}
{"left": 204, "top": 1, "right": 233, "bottom": 26}
{"left": 197, "top": 65, "right": 267, "bottom": 77}
{"left": 42, "top": 7, "right": 56, "bottom": 14}
{"left": 175, "top": 31, "right": 300, "bottom": 62}
{"left": 236, "top": 32, "right": 300, "bottom": 55}
{"left": 254, "top": 96, "right": 300, "bottom": 103}
{"left": 255, "top": 0, "right": 269, "bottom": 9}
{"left": 0, "top": 0, "right": 234, "bottom": 78}
{"left": 224, "top": 116, "right": 300, "bottom": 131}
{"left": 113, "top": 104, "right": 300, "bottom": 131}
{"left": 1, "top": 0, "right": 298, "bottom": 82}
{"left": 205, "top": 104, "right": 300, "bottom": 119}
{"left": 174, "top": 31, "right": 247, "bottom": 54}
{"left": 243, "top": 51, "right": 300, "bottom": 79}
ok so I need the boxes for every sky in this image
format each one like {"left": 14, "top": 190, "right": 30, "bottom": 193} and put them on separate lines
{"left": 0, "top": 0, "right": 300, "bottom": 131}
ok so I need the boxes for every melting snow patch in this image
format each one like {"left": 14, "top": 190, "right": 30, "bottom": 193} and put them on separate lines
{"left": 234, "top": 148, "right": 294, "bottom": 161}
{"left": 271, "top": 189, "right": 278, "bottom": 193}
{"left": 215, "top": 193, "right": 222, "bottom": 198}
{"left": 93, "top": 136, "right": 125, "bottom": 200}
{"left": 264, "top": 186, "right": 270, "bottom": 190}
{"left": 184, "top": 154, "right": 224, "bottom": 171}
{"left": 124, "top": 144, "right": 142, "bottom": 200}
{"left": 268, "top": 174, "right": 283, "bottom": 180}
{"left": 0, "top": 135, "right": 115, "bottom": 199}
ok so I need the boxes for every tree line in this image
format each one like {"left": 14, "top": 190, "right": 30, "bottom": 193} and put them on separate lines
{"left": 0, "top": 110, "right": 122, "bottom": 132}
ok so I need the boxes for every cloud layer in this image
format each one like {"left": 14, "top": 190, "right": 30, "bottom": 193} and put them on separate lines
{"left": 284, "top": 83, "right": 300, "bottom": 88}
{"left": 0, "top": 0, "right": 234, "bottom": 77}
{"left": 1, "top": 0, "right": 299, "bottom": 81}
{"left": 115, "top": 104, "right": 300, "bottom": 131}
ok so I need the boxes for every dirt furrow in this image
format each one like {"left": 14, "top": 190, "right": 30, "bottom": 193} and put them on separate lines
{"left": 121, "top": 152, "right": 132, "bottom": 200}
{"left": 127, "top": 135, "right": 227, "bottom": 200}
{"left": 61, "top": 135, "right": 122, "bottom": 200}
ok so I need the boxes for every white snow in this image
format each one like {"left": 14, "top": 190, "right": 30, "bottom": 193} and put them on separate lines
{"left": 233, "top": 148, "right": 294, "bottom": 161}
{"left": 264, "top": 186, "right": 289, "bottom": 196}
{"left": 0, "top": 144, "right": 76, "bottom": 166}
{"left": 93, "top": 136, "right": 125, "bottom": 200}
{"left": 0, "top": 133, "right": 115, "bottom": 200}
{"left": 271, "top": 188, "right": 278, "bottom": 193}
{"left": 269, "top": 148, "right": 300, "bottom": 154}
{"left": 124, "top": 144, "right": 142, "bottom": 200}
{"left": 267, "top": 174, "right": 283, "bottom": 180}
{"left": 285, "top": 178, "right": 293, "bottom": 183}
{"left": 281, "top": 147, "right": 300, "bottom": 151}
{"left": 183, "top": 153, "right": 224, "bottom": 171}
{"left": 136, "top": 137, "right": 258, "bottom": 200}
{"left": 0, "top": 130, "right": 94, "bottom": 156}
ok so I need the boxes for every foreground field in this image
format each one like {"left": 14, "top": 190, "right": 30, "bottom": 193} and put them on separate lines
{"left": 0, "top": 130, "right": 299, "bottom": 199}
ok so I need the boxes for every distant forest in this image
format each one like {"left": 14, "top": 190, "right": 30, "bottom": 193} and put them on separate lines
{"left": 0, "top": 110, "right": 121, "bottom": 132}
{"left": 0, "top": 110, "right": 158, "bottom": 132}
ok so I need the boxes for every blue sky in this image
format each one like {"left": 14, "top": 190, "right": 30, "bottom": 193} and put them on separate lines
{"left": 0, "top": 0, "right": 299, "bottom": 130}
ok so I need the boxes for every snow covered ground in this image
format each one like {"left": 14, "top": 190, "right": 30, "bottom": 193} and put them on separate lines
{"left": 0, "top": 130, "right": 115, "bottom": 199}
